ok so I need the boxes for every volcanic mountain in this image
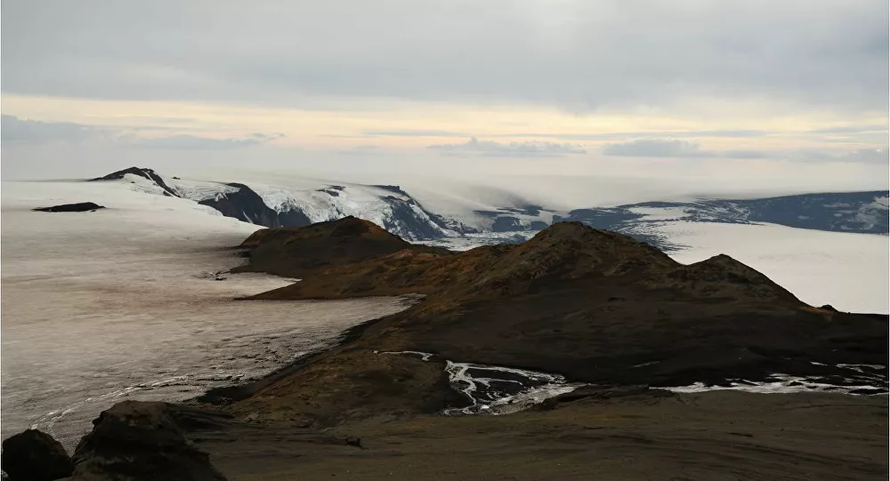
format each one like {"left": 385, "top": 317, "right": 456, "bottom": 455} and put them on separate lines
{"left": 208, "top": 218, "right": 887, "bottom": 426}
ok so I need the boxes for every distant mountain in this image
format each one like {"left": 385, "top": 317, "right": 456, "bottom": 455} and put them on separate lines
{"left": 91, "top": 167, "right": 889, "bottom": 249}
{"left": 91, "top": 167, "right": 180, "bottom": 197}
{"left": 92, "top": 167, "right": 475, "bottom": 240}
{"left": 558, "top": 192, "right": 889, "bottom": 235}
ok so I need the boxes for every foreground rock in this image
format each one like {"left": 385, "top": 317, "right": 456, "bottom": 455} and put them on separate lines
{"left": 1, "top": 429, "right": 73, "bottom": 481}
{"left": 33, "top": 202, "right": 105, "bottom": 213}
{"left": 67, "top": 401, "right": 227, "bottom": 481}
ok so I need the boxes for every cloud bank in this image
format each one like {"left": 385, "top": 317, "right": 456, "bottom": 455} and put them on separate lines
{"left": 428, "top": 137, "right": 587, "bottom": 157}
{"left": 1, "top": 0, "right": 886, "bottom": 114}
{"left": 1, "top": 115, "right": 275, "bottom": 150}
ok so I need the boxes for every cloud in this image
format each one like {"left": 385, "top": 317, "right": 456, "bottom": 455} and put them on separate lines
{"left": 1, "top": 1, "right": 886, "bottom": 113}
{"left": 370, "top": 129, "right": 767, "bottom": 142}
{"left": 336, "top": 145, "right": 382, "bottom": 156}
{"left": 721, "top": 150, "right": 768, "bottom": 159}
{"left": 840, "top": 147, "right": 889, "bottom": 163}
{"left": 428, "top": 137, "right": 586, "bottom": 157}
{"left": 1, "top": 114, "right": 275, "bottom": 150}
{"left": 602, "top": 139, "right": 706, "bottom": 158}
{"left": 601, "top": 138, "right": 889, "bottom": 163}
{"left": 806, "top": 125, "right": 889, "bottom": 135}
{"left": 365, "top": 129, "right": 468, "bottom": 137}
{"left": 251, "top": 132, "right": 285, "bottom": 140}
{"left": 1, "top": 114, "right": 104, "bottom": 143}
{"left": 488, "top": 130, "right": 768, "bottom": 141}
{"left": 125, "top": 134, "right": 262, "bottom": 150}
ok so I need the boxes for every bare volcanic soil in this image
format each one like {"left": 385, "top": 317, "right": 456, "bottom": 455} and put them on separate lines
{"left": 221, "top": 219, "right": 887, "bottom": 424}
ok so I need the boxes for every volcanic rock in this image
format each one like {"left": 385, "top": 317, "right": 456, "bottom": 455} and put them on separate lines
{"left": 68, "top": 401, "right": 227, "bottom": 481}
{"left": 33, "top": 202, "right": 105, "bottom": 213}
{"left": 1, "top": 429, "right": 74, "bottom": 481}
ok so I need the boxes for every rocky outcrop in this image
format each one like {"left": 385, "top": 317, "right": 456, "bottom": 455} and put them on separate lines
{"left": 1, "top": 429, "right": 73, "bottom": 481}
{"left": 67, "top": 401, "right": 227, "bottom": 481}
{"left": 91, "top": 167, "right": 179, "bottom": 197}
{"left": 33, "top": 202, "right": 105, "bottom": 213}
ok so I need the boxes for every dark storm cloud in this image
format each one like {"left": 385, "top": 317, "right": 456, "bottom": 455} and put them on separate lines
{"left": 1, "top": 0, "right": 886, "bottom": 112}
{"left": 428, "top": 137, "right": 586, "bottom": 156}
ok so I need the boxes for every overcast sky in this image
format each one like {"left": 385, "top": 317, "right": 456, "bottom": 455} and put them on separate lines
{"left": 1, "top": 0, "right": 887, "bottom": 192}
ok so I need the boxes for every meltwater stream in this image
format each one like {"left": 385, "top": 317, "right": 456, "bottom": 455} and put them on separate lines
{"left": 379, "top": 351, "right": 888, "bottom": 417}
{"left": 378, "top": 351, "right": 587, "bottom": 414}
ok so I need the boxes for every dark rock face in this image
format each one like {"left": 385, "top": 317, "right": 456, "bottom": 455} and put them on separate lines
{"left": 69, "top": 401, "right": 227, "bottom": 481}
{"left": 198, "top": 183, "right": 312, "bottom": 228}
{"left": 1, "top": 429, "right": 74, "bottom": 481}
{"left": 33, "top": 202, "right": 105, "bottom": 213}
{"left": 91, "top": 167, "right": 179, "bottom": 197}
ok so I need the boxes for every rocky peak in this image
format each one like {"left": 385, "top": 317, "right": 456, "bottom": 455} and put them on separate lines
{"left": 91, "top": 166, "right": 180, "bottom": 197}
{"left": 650, "top": 253, "right": 801, "bottom": 303}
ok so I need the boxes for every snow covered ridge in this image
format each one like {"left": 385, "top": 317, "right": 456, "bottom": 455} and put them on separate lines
{"left": 92, "top": 167, "right": 476, "bottom": 241}
{"left": 90, "top": 167, "right": 889, "bottom": 245}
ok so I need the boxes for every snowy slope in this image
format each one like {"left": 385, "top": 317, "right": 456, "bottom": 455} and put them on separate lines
{"left": 1, "top": 180, "right": 412, "bottom": 451}
{"left": 247, "top": 181, "right": 464, "bottom": 240}
{"left": 169, "top": 177, "right": 240, "bottom": 202}
{"left": 96, "top": 168, "right": 470, "bottom": 240}
{"left": 654, "top": 221, "right": 888, "bottom": 314}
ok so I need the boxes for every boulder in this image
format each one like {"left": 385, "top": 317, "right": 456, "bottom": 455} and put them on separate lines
{"left": 1, "top": 429, "right": 74, "bottom": 481}
{"left": 69, "top": 401, "right": 227, "bottom": 481}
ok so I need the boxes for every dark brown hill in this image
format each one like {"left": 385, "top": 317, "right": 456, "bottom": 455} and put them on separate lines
{"left": 221, "top": 218, "right": 886, "bottom": 427}
{"left": 234, "top": 216, "right": 450, "bottom": 277}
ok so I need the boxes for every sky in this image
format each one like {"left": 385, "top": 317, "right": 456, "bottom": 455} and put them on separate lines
{"left": 1, "top": 0, "right": 888, "bottom": 193}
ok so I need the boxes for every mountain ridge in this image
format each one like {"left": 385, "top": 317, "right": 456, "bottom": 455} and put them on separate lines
{"left": 91, "top": 167, "right": 890, "bottom": 251}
